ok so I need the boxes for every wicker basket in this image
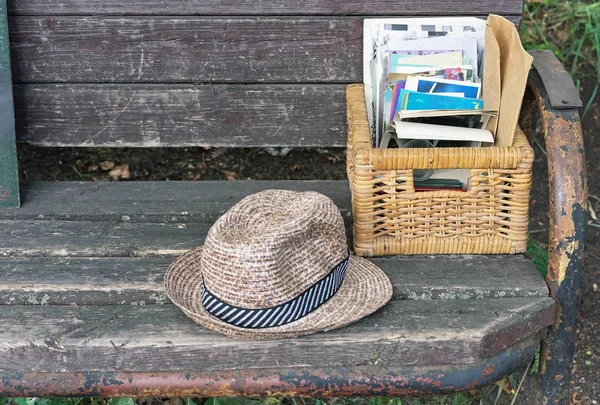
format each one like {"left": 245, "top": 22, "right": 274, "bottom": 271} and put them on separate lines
{"left": 346, "top": 84, "right": 533, "bottom": 256}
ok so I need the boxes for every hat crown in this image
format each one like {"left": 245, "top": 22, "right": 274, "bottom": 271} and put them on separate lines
{"left": 201, "top": 190, "right": 348, "bottom": 309}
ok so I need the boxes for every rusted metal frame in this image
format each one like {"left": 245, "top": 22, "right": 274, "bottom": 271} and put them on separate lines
{"left": 527, "top": 60, "right": 587, "bottom": 405}
{"left": 529, "top": 50, "right": 583, "bottom": 109}
{"left": 0, "top": 334, "right": 540, "bottom": 398}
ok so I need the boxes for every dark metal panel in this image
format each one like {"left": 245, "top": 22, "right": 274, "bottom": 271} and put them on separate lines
{"left": 530, "top": 50, "right": 583, "bottom": 109}
{"left": 0, "top": 0, "right": 19, "bottom": 208}
{"left": 0, "top": 334, "right": 540, "bottom": 398}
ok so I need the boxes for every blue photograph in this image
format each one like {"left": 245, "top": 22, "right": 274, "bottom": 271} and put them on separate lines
{"left": 415, "top": 78, "right": 480, "bottom": 98}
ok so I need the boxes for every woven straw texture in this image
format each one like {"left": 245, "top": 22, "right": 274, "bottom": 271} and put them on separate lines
{"left": 164, "top": 189, "right": 393, "bottom": 340}
{"left": 346, "top": 84, "right": 533, "bottom": 256}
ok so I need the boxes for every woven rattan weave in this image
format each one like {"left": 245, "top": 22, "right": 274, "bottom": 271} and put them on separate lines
{"left": 346, "top": 84, "right": 533, "bottom": 256}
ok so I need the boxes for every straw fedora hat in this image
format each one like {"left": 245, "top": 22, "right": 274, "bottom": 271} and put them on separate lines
{"left": 164, "top": 189, "right": 392, "bottom": 340}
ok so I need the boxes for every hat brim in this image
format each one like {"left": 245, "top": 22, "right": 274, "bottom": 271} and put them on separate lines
{"left": 164, "top": 247, "right": 393, "bottom": 340}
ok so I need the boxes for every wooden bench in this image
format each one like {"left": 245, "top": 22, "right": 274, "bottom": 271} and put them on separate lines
{"left": 0, "top": 1, "right": 587, "bottom": 404}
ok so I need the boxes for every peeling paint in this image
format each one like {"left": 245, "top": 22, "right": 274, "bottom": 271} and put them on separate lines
{"left": 557, "top": 240, "right": 579, "bottom": 286}
{"left": 0, "top": 335, "right": 539, "bottom": 398}
{"left": 529, "top": 56, "right": 588, "bottom": 405}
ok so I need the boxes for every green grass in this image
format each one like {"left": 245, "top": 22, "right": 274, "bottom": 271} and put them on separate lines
{"left": 525, "top": 238, "right": 549, "bottom": 278}
{"left": 520, "top": 0, "right": 600, "bottom": 118}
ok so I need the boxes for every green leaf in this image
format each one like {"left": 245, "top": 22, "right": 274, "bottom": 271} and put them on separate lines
{"left": 206, "top": 398, "right": 261, "bottom": 405}
{"left": 526, "top": 239, "right": 548, "bottom": 278}
{"left": 109, "top": 399, "right": 135, "bottom": 405}
{"left": 7, "top": 399, "right": 30, "bottom": 405}
{"left": 530, "top": 346, "right": 541, "bottom": 375}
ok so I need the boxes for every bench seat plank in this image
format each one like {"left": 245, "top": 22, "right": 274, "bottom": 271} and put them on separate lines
{"left": 7, "top": 0, "right": 525, "bottom": 16}
{"left": 0, "top": 180, "right": 552, "bottom": 377}
{"left": 0, "top": 181, "right": 548, "bottom": 303}
{"left": 0, "top": 256, "right": 548, "bottom": 305}
{"left": 2, "top": 181, "right": 352, "bottom": 222}
{"left": 0, "top": 297, "right": 554, "bottom": 372}
{"left": 0, "top": 220, "right": 212, "bottom": 257}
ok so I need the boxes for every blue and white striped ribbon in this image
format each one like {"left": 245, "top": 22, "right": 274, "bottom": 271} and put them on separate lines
{"left": 200, "top": 255, "right": 350, "bottom": 329}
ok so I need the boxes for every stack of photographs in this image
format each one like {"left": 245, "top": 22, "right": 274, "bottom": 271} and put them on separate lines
{"left": 363, "top": 17, "right": 501, "bottom": 191}
{"left": 363, "top": 17, "right": 491, "bottom": 148}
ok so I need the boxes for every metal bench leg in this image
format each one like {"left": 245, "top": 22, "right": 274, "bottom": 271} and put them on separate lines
{"left": 526, "top": 54, "right": 588, "bottom": 404}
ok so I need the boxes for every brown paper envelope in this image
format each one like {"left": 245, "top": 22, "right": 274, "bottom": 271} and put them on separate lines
{"left": 486, "top": 14, "right": 534, "bottom": 147}
{"left": 482, "top": 22, "right": 501, "bottom": 137}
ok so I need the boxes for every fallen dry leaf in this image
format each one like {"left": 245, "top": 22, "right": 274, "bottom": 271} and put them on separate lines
{"left": 291, "top": 163, "right": 303, "bottom": 171}
{"left": 109, "top": 164, "right": 130, "bottom": 180}
{"left": 495, "top": 379, "right": 513, "bottom": 395}
{"left": 221, "top": 170, "right": 239, "bottom": 181}
{"left": 88, "top": 164, "right": 99, "bottom": 172}
{"left": 100, "top": 161, "right": 115, "bottom": 171}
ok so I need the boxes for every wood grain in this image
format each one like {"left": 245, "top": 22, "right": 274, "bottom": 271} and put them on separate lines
{"left": 0, "top": 181, "right": 547, "bottom": 302}
{"left": 0, "top": 220, "right": 212, "bottom": 257}
{"left": 13, "top": 84, "right": 347, "bottom": 147}
{"left": 9, "top": 17, "right": 364, "bottom": 83}
{"left": 8, "top": 16, "right": 520, "bottom": 84}
{"left": 6, "top": 0, "right": 524, "bottom": 16}
{"left": 3, "top": 181, "right": 352, "bottom": 222}
{"left": 0, "top": 297, "right": 554, "bottom": 372}
{"left": 0, "top": 255, "right": 548, "bottom": 305}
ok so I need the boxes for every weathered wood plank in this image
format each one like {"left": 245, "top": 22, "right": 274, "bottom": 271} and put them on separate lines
{"left": 0, "top": 0, "right": 19, "bottom": 208}
{"left": 0, "top": 297, "right": 554, "bottom": 372}
{"left": 8, "top": 16, "right": 520, "bottom": 84}
{"left": 6, "top": 0, "right": 524, "bottom": 16}
{"left": 2, "top": 181, "right": 352, "bottom": 222}
{"left": 0, "top": 255, "right": 548, "bottom": 305}
{"left": 9, "top": 17, "right": 363, "bottom": 83}
{"left": 13, "top": 84, "right": 347, "bottom": 147}
{"left": 0, "top": 220, "right": 212, "bottom": 257}
{"left": 0, "top": 257, "right": 169, "bottom": 305}
{"left": 0, "top": 181, "right": 547, "bottom": 303}
{"left": 0, "top": 218, "right": 355, "bottom": 257}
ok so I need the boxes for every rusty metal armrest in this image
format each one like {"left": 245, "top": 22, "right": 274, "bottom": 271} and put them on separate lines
{"left": 523, "top": 50, "right": 588, "bottom": 405}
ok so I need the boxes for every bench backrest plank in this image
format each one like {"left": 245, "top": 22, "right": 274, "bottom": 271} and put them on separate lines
{"left": 8, "top": 1, "right": 525, "bottom": 16}
{"left": 8, "top": 1, "right": 524, "bottom": 148}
